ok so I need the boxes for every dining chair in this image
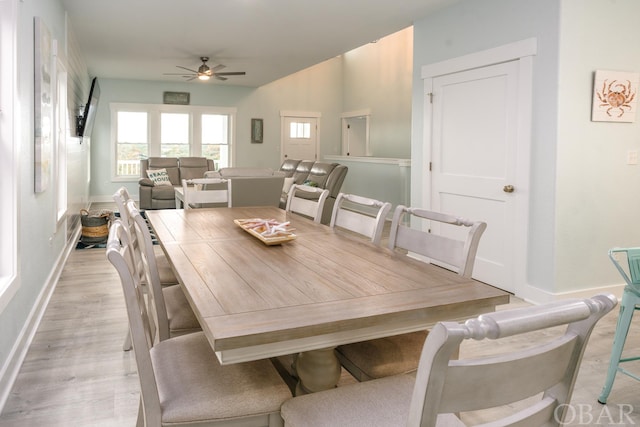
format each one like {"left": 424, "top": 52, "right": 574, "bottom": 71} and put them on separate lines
{"left": 114, "top": 187, "right": 179, "bottom": 351}
{"left": 281, "top": 294, "right": 618, "bottom": 427}
{"left": 106, "top": 220, "right": 292, "bottom": 427}
{"left": 598, "top": 247, "right": 640, "bottom": 404}
{"left": 125, "top": 200, "right": 201, "bottom": 342}
{"left": 329, "top": 192, "right": 392, "bottom": 245}
{"left": 285, "top": 184, "right": 329, "bottom": 223}
{"left": 336, "top": 205, "right": 487, "bottom": 381}
{"left": 113, "top": 187, "right": 176, "bottom": 284}
{"left": 181, "top": 178, "right": 231, "bottom": 209}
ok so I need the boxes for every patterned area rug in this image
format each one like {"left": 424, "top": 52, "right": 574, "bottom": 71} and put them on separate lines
{"left": 75, "top": 210, "right": 158, "bottom": 249}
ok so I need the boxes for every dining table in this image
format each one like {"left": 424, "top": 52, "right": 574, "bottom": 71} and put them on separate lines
{"left": 146, "top": 206, "right": 510, "bottom": 395}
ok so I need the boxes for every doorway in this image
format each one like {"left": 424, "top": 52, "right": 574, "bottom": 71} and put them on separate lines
{"left": 281, "top": 111, "right": 320, "bottom": 161}
{"left": 422, "top": 39, "right": 536, "bottom": 295}
{"left": 341, "top": 109, "right": 370, "bottom": 157}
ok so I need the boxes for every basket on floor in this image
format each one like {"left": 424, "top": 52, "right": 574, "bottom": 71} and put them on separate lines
{"left": 80, "top": 209, "right": 114, "bottom": 244}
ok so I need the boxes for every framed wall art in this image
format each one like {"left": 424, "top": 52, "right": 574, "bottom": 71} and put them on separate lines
{"left": 34, "top": 17, "right": 53, "bottom": 192}
{"left": 251, "top": 118, "right": 263, "bottom": 143}
{"left": 592, "top": 70, "right": 639, "bottom": 123}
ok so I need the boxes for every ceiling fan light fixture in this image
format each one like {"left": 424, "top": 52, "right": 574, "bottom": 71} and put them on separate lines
{"left": 198, "top": 74, "right": 211, "bottom": 81}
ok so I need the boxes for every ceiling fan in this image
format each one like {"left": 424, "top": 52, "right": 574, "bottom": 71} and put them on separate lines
{"left": 164, "top": 57, "right": 246, "bottom": 81}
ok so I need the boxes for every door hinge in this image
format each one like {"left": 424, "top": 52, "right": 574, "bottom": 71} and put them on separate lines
{"left": 429, "top": 162, "right": 432, "bottom": 171}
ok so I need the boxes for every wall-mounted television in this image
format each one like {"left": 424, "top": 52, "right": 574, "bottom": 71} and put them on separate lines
{"left": 77, "top": 77, "right": 100, "bottom": 140}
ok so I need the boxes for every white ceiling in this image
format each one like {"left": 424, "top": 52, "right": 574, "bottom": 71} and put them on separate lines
{"left": 59, "top": 0, "right": 458, "bottom": 87}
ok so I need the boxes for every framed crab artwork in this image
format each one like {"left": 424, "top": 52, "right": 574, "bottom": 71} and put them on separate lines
{"left": 592, "top": 70, "right": 639, "bottom": 122}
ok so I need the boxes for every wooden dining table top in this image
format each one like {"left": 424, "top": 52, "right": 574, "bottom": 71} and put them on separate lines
{"left": 146, "top": 206, "right": 510, "bottom": 365}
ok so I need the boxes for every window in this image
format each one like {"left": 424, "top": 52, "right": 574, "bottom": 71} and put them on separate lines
{"left": 111, "top": 103, "right": 236, "bottom": 179}
{"left": 115, "top": 111, "right": 148, "bottom": 176}
{"left": 54, "top": 46, "right": 68, "bottom": 224}
{"left": 0, "top": 0, "right": 18, "bottom": 311}
{"left": 202, "top": 114, "right": 229, "bottom": 168}
{"left": 290, "top": 121, "right": 311, "bottom": 139}
{"left": 161, "top": 112, "right": 189, "bottom": 157}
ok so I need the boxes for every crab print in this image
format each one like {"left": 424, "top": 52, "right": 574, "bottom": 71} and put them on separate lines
{"left": 596, "top": 79, "right": 636, "bottom": 117}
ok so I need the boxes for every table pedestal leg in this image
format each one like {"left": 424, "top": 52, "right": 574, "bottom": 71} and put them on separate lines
{"left": 294, "top": 347, "right": 341, "bottom": 396}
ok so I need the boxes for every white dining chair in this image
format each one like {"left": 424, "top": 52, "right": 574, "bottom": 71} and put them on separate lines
{"left": 281, "top": 294, "right": 617, "bottom": 427}
{"left": 336, "top": 205, "right": 487, "bottom": 381}
{"left": 106, "top": 220, "right": 292, "bottom": 427}
{"left": 329, "top": 192, "right": 392, "bottom": 245}
{"left": 181, "top": 178, "right": 231, "bottom": 209}
{"left": 114, "top": 187, "right": 179, "bottom": 351}
{"left": 113, "top": 187, "right": 176, "bottom": 284}
{"left": 285, "top": 184, "right": 329, "bottom": 223}
{"left": 125, "top": 200, "right": 201, "bottom": 342}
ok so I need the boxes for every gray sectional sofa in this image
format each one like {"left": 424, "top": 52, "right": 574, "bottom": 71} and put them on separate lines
{"left": 138, "top": 157, "right": 348, "bottom": 224}
{"left": 278, "top": 159, "right": 348, "bottom": 224}
{"left": 139, "top": 157, "right": 215, "bottom": 210}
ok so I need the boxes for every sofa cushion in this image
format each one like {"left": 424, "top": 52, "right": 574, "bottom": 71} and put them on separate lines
{"left": 179, "top": 157, "right": 211, "bottom": 180}
{"left": 151, "top": 185, "right": 177, "bottom": 200}
{"left": 306, "top": 162, "right": 337, "bottom": 188}
{"left": 293, "top": 160, "right": 315, "bottom": 185}
{"left": 282, "top": 177, "right": 295, "bottom": 194}
{"left": 148, "top": 157, "right": 180, "bottom": 185}
{"left": 147, "top": 168, "right": 173, "bottom": 186}
{"left": 279, "top": 159, "right": 301, "bottom": 177}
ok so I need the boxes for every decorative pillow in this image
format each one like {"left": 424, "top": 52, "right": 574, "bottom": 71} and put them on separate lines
{"left": 146, "top": 168, "right": 173, "bottom": 187}
{"left": 282, "top": 177, "right": 295, "bottom": 194}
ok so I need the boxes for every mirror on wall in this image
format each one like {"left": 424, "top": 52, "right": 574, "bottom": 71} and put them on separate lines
{"left": 341, "top": 110, "right": 370, "bottom": 157}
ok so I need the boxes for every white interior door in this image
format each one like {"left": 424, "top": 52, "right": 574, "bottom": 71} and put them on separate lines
{"left": 430, "top": 60, "right": 519, "bottom": 293}
{"left": 282, "top": 116, "right": 318, "bottom": 161}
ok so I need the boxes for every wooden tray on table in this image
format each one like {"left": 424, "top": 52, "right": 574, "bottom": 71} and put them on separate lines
{"left": 234, "top": 218, "right": 297, "bottom": 245}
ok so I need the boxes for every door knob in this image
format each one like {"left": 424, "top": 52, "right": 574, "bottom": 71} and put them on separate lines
{"left": 503, "top": 185, "right": 515, "bottom": 193}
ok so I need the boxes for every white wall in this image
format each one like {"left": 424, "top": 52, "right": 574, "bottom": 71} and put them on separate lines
{"left": 555, "top": 0, "right": 640, "bottom": 292}
{"left": 342, "top": 27, "right": 413, "bottom": 158}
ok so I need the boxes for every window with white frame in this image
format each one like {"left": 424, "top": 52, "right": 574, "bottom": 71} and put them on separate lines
{"left": 289, "top": 121, "right": 311, "bottom": 139}
{"left": 111, "top": 103, "right": 236, "bottom": 179}
{"left": 0, "top": 0, "right": 18, "bottom": 311}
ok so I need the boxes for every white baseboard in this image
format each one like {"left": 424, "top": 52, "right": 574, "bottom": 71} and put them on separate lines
{"left": 520, "top": 282, "right": 625, "bottom": 305}
{"left": 0, "top": 226, "right": 82, "bottom": 413}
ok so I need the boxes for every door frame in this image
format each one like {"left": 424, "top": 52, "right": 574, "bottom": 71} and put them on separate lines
{"left": 280, "top": 110, "right": 321, "bottom": 162}
{"left": 420, "top": 38, "right": 537, "bottom": 297}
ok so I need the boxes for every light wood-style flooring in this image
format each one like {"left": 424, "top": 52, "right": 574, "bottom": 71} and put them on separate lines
{"left": 1, "top": 217, "right": 640, "bottom": 425}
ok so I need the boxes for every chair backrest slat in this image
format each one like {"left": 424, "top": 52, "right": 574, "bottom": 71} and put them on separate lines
{"left": 125, "top": 199, "right": 171, "bottom": 342}
{"left": 407, "top": 294, "right": 618, "bottom": 426}
{"left": 388, "top": 205, "right": 486, "bottom": 277}
{"left": 286, "top": 184, "right": 329, "bottom": 223}
{"left": 106, "top": 221, "right": 162, "bottom": 420}
{"left": 330, "top": 193, "right": 392, "bottom": 245}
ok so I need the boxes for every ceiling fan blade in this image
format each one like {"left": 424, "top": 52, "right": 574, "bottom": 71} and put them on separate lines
{"left": 185, "top": 76, "right": 197, "bottom": 81}
{"left": 212, "top": 64, "right": 226, "bottom": 72}
{"left": 163, "top": 72, "right": 196, "bottom": 76}
{"left": 216, "top": 71, "right": 246, "bottom": 76}
{"left": 176, "top": 65, "right": 199, "bottom": 73}
{"left": 215, "top": 75, "right": 228, "bottom": 81}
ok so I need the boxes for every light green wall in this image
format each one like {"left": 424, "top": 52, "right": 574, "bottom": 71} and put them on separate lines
{"left": 555, "top": 0, "right": 640, "bottom": 291}
{"left": 412, "top": 0, "right": 561, "bottom": 296}
{"left": 0, "top": 0, "right": 72, "bottom": 378}
{"left": 91, "top": 35, "right": 412, "bottom": 201}
{"left": 412, "top": 0, "right": 640, "bottom": 297}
